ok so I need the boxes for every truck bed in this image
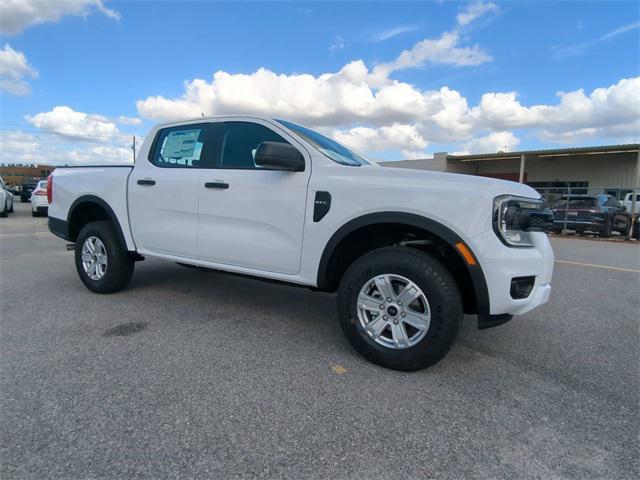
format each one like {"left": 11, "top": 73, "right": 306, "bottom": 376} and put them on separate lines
{"left": 48, "top": 165, "right": 136, "bottom": 250}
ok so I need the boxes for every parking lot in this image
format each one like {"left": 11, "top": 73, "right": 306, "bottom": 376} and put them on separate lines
{"left": 1, "top": 201, "right": 638, "bottom": 479}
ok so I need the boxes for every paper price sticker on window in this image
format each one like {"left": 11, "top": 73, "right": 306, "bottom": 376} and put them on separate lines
{"left": 161, "top": 130, "right": 201, "bottom": 158}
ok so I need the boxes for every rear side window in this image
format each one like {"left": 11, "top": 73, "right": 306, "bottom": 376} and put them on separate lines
{"left": 151, "top": 124, "right": 211, "bottom": 168}
{"left": 220, "top": 122, "right": 290, "bottom": 169}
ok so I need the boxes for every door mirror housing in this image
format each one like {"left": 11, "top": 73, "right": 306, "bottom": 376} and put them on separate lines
{"left": 255, "top": 142, "right": 304, "bottom": 172}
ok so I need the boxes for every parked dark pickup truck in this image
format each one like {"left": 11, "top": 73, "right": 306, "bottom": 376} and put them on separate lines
{"left": 20, "top": 181, "right": 37, "bottom": 203}
{"left": 552, "top": 194, "right": 631, "bottom": 237}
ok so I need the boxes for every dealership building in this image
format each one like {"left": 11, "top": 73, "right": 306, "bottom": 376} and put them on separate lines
{"left": 0, "top": 164, "right": 55, "bottom": 187}
{"left": 381, "top": 143, "right": 640, "bottom": 202}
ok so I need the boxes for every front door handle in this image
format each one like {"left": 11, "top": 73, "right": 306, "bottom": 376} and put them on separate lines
{"left": 137, "top": 179, "right": 156, "bottom": 186}
{"left": 204, "top": 182, "right": 229, "bottom": 189}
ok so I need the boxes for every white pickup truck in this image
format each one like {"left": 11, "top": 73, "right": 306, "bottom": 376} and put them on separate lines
{"left": 48, "top": 116, "right": 554, "bottom": 371}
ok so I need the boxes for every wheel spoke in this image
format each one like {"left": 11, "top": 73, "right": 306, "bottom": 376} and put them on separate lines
{"left": 374, "top": 275, "right": 395, "bottom": 300}
{"left": 81, "top": 253, "right": 93, "bottom": 262}
{"left": 391, "top": 322, "right": 410, "bottom": 348}
{"left": 87, "top": 238, "right": 96, "bottom": 254}
{"left": 397, "top": 283, "right": 420, "bottom": 306}
{"left": 365, "top": 315, "right": 387, "bottom": 339}
{"left": 96, "top": 254, "right": 107, "bottom": 266}
{"left": 403, "top": 311, "right": 429, "bottom": 331}
{"left": 358, "top": 293, "right": 382, "bottom": 312}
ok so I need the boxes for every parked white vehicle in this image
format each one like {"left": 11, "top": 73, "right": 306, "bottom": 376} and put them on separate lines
{"left": 47, "top": 116, "right": 555, "bottom": 370}
{"left": 30, "top": 180, "right": 49, "bottom": 217}
{"left": 0, "top": 176, "right": 14, "bottom": 218}
{"left": 623, "top": 192, "right": 640, "bottom": 215}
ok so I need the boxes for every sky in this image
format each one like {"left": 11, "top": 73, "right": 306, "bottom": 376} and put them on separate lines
{"left": 0, "top": 0, "right": 638, "bottom": 165}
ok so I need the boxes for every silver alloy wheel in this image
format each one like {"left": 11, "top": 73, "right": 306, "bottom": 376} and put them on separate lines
{"left": 81, "top": 236, "right": 108, "bottom": 281}
{"left": 356, "top": 274, "right": 431, "bottom": 349}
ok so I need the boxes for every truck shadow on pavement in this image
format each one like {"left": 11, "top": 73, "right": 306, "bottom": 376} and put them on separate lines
{"left": 120, "top": 259, "right": 483, "bottom": 368}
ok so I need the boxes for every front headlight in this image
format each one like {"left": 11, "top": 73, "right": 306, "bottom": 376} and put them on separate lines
{"left": 493, "top": 195, "right": 546, "bottom": 248}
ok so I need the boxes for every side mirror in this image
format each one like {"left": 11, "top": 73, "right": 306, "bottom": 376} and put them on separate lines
{"left": 255, "top": 142, "right": 304, "bottom": 172}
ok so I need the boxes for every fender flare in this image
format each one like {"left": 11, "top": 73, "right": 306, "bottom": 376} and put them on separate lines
{"left": 67, "top": 195, "right": 129, "bottom": 251}
{"left": 316, "top": 211, "right": 490, "bottom": 315}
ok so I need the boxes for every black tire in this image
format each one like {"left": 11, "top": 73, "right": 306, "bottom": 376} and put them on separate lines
{"left": 75, "top": 221, "right": 134, "bottom": 294}
{"left": 31, "top": 210, "right": 38, "bottom": 217}
{"left": 600, "top": 219, "right": 611, "bottom": 238}
{"left": 8, "top": 202, "right": 13, "bottom": 213}
{"left": 0, "top": 201, "right": 7, "bottom": 218}
{"left": 337, "top": 246, "right": 463, "bottom": 371}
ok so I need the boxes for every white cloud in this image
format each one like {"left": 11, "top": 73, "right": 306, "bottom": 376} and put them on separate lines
{"left": 333, "top": 123, "right": 428, "bottom": 154}
{"left": 25, "top": 106, "right": 125, "bottom": 142}
{"left": 0, "top": 131, "right": 43, "bottom": 164}
{"left": 0, "top": 44, "right": 38, "bottom": 96}
{"left": 552, "top": 20, "right": 640, "bottom": 59}
{"left": 0, "top": 0, "right": 120, "bottom": 36}
{"left": 133, "top": 5, "right": 638, "bottom": 157}
{"left": 456, "top": 1, "right": 499, "bottom": 27}
{"left": 117, "top": 115, "right": 142, "bottom": 126}
{"left": 469, "top": 77, "right": 640, "bottom": 135}
{"left": 1, "top": 106, "right": 137, "bottom": 166}
{"left": 0, "top": 129, "right": 133, "bottom": 166}
{"left": 329, "top": 36, "right": 347, "bottom": 52}
{"left": 372, "top": 31, "right": 492, "bottom": 79}
{"left": 458, "top": 131, "right": 520, "bottom": 155}
{"left": 375, "top": 25, "right": 420, "bottom": 42}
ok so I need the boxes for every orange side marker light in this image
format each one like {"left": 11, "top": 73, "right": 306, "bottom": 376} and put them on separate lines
{"left": 455, "top": 242, "right": 477, "bottom": 266}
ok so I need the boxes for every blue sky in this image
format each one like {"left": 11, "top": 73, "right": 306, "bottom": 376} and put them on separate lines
{"left": 0, "top": 0, "right": 638, "bottom": 165}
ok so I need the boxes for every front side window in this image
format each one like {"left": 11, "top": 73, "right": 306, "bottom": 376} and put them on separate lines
{"left": 276, "top": 119, "right": 373, "bottom": 166}
{"left": 151, "top": 124, "right": 210, "bottom": 168}
{"left": 220, "top": 122, "right": 290, "bottom": 169}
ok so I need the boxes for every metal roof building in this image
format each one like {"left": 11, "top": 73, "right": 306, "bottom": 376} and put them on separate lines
{"left": 380, "top": 143, "right": 640, "bottom": 200}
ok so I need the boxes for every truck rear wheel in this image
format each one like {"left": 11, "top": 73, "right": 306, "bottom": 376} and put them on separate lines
{"left": 75, "top": 221, "right": 134, "bottom": 294}
{"left": 337, "top": 246, "right": 463, "bottom": 371}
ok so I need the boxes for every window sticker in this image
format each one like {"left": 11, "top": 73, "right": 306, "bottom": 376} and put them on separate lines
{"left": 161, "top": 130, "right": 201, "bottom": 159}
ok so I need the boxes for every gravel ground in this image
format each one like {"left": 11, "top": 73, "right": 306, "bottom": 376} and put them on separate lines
{"left": 1, "top": 201, "right": 638, "bottom": 479}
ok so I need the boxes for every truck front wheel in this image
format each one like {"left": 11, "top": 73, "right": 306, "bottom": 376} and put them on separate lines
{"left": 337, "top": 246, "right": 463, "bottom": 371}
{"left": 75, "top": 221, "right": 134, "bottom": 294}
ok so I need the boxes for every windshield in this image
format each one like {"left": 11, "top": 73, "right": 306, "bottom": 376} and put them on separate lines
{"left": 276, "top": 119, "right": 373, "bottom": 166}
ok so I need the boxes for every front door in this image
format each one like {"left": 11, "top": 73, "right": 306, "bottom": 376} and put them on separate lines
{"left": 197, "top": 120, "right": 310, "bottom": 274}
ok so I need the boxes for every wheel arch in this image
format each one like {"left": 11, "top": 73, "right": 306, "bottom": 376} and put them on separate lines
{"left": 67, "top": 195, "right": 129, "bottom": 251}
{"left": 316, "top": 212, "right": 490, "bottom": 315}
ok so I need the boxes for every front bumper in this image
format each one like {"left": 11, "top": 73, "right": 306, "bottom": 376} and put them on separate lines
{"left": 553, "top": 219, "right": 603, "bottom": 230}
{"left": 470, "top": 230, "right": 554, "bottom": 317}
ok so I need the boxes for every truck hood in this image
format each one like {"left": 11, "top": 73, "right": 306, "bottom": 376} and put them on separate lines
{"left": 357, "top": 164, "right": 540, "bottom": 199}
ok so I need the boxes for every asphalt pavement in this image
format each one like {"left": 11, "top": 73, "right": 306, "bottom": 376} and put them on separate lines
{"left": 1, "top": 201, "right": 638, "bottom": 479}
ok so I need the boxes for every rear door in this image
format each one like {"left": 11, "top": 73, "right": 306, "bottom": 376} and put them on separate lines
{"left": 129, "top": 123, "right": 217, "bottom": 259}
{"left": 197, "top": 119, "right": 311, "bottom": 274}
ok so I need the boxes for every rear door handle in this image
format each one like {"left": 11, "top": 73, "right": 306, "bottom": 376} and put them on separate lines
{"left": 204, "top": 182, "right": 229, "bottom": 189}
{"left": 137, "top": 179, "right": 156, "bottom": 186}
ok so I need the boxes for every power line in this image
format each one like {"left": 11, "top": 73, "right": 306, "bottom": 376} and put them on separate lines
{"left": 0, "top": 122, "right": 143, "bottom": 142}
